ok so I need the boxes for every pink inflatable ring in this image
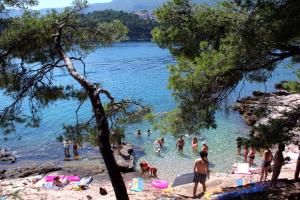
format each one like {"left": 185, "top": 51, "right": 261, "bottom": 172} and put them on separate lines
{"left": 151, "top": 180, "right": 168, "bottom": 189}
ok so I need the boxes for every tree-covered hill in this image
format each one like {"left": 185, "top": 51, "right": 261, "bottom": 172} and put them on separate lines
{"left": 81, "top": 10, "right": 157, "bottom": 41}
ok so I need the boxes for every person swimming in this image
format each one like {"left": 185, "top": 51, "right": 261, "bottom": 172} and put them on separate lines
{"left": 192, "top": 137, "right": 198, "bottom": 151}
{"left": 176, "top": 136, "right": 185, "bottom": 152}
{"left": 200, "top": 141, "right": 208, "bottom": 160}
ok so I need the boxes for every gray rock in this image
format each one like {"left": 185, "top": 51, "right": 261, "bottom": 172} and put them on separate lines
{"left": 0, "top": 149, "right": 16, "bottom": 163}
{"left": 113, "top": 143, "right": 134, "bottom": 172}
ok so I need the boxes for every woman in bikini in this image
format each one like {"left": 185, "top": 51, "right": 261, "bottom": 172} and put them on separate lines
{"left": 192, "top": 137, "right": 198, "bottom": 152}
{"left": 243, "top": 144, "right": 248, "bottom": 162}
{"left": 260, "top": 147, "right": 273, "bottom": 182}
{"left": 248, "top": 146, "right": 256, "bottom": 167}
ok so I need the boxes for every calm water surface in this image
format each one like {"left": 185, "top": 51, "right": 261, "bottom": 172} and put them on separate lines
{"left": 0, "top": 42, "right": 299, "bottom": 181}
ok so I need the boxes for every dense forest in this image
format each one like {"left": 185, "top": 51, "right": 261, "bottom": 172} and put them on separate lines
{"left": 81, "top": 10, "right": 157, "bottom": 41}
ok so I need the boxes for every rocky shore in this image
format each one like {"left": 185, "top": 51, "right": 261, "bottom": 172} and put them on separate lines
{"left": 234, "top": 85, "right": 300, "bottom": 142}
{"left": 0, "top": 149, "right": 16, "bottom": 164}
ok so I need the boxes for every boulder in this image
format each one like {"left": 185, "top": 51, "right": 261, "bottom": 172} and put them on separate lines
{"left": 0, "top": 164, "right": 61, "bottom": 180}
{"left": 0, "top": 149, "right": 16, "bottom": 163}
{"left": 113, "top": 143, "right": 134, "bottom": 172}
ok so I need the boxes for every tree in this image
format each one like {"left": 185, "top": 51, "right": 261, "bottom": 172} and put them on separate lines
{"left": 80, "top": 10, "right": 158, "bottom": 41}
{"left": 0, "top": 0, "right": 149, "bottom": 199}
{"left": 152, "top": 0, "right": 300, "bottom": 144}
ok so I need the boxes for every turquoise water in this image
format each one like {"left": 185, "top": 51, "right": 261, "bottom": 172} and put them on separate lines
{"left": 0, "top": 42, "right": 299, "bottom": 181}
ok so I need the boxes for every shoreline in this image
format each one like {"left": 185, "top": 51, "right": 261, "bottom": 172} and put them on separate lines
{"left": 2, "top": 84, "right": 300, "bottom": 199}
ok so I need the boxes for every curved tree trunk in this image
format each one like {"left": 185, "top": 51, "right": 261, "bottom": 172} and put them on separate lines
{"left": 58, "top": 49, "right": 129, "bottom": 200}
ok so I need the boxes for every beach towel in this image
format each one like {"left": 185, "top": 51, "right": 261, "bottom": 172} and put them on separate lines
{"left": 172, "top": 172, "right": 194, "bottom": 187}
{"left": 79, "top": 176, "right": 93, "bottom": 187}
{"left": 235, "top": 179, "right": 243, "bottom": 187}
{"left": 129, "top": 178, "right": 144, "bottom": 192}
{"left": 235, "top": 179, "right": 254, "bottom": 187}
{"left": 234, "top": 163, "right": 251, "bottom": 175}
{"left": 211, "top": 184, "right": 268, "bottom": 200}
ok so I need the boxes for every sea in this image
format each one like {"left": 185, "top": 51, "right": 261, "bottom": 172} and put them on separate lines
{"left": 0, "top": 42, "right": 298, "bottom": 181}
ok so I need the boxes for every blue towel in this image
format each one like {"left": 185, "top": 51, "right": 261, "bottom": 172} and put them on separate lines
{"left": 236, "top": 179, "right": 243, "bottom": 187}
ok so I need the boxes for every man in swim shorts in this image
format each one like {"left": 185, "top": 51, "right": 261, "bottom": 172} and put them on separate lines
{"left": 176, "top": 136, "right": 185, "bottom": 152}
{"left": 260, "top": 147, "right": 273, "bottom": 182}
{"left": 193, "top": 152, "right": 209, "bottom": 198}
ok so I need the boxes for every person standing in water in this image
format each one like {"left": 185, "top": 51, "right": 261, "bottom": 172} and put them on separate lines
{"left": 136, "top": 130, "right": 141, "bottom": 137}
{"left": 248, "top": 146, "right": 256, "bottom": 167}
{"left": 236, "top": 137, "right": 242, "bottom": 155}
{"left": 63, "top": 139, "right": 70, "bottom": 159}
{"left": 271, "top": 143, "right": 290, "bottom": 187}
{"left": 73, "top": 141, "right": 79, "bottom": 160}
{"left": 147, "top": 129, "right": 151, "bottom": 136}
{"left": 243, "top": 144, "right": 248, "bottom": 162}
{"left": 192, "top": 137, "right": 198, "bottom": 152}
{"left": 193, "top": 151, "right": 209, "bottom": 198}
{"left": 260, "top": 147, "right": 273, "bottom": 182}
{"left": 176, "top": 136, "right": 185, "bottom": 152}
{"left": 200, "top": 141, "right": 208, "bottom": 160}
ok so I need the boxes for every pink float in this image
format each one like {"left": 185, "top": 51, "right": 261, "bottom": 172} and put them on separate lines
{"left": 151, "top": 180, "right": 168, "bottom": 189}
{"left": 45, "top": 175, "right": 80, "bottom": 182}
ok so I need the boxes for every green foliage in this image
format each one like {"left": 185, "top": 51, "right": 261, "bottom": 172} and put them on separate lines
{"left": 152, "top": 0, "right": 300, "bottom": 138}
{"left": 80, "top": 10, "right": 157, "bottom": 41}
{"left": 0, "top": 1, "right": 128, "bottom": 134}
{"left": 241, "top": 107, "right": 300, "bottom": 149}
{"left": 283, "top": 81, "right": 300, "bottom": 93}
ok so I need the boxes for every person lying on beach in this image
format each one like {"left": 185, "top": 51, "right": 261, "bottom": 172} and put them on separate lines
{"left": 193, "top": 151, "right": 209, "bottom": 198}
{"left": 53, "top": 176, "right": 64, "bottom": 187}
{"left": 260, "top": 147, "right": 273, "bottom": 182}
{"left": 271, "top": 143, "right": 291, "bottom": 188}
{"left": 192, "top": 137, "right": 198, "bottom": 151}
{"left": 176, "top": 136, "right": 185, "bottom": 152}
{"left": 248, "top": 146, "right": 256, "bottom": 167}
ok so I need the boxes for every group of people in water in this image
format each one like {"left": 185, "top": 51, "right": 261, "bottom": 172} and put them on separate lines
{"left": 136, "top": 130, "right": 300, "bottom": 198}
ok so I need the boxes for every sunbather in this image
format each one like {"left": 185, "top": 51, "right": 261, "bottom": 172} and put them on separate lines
{"left": 271, "top": 144, "right": 290, "bottom": 187}
{"left": 260, "top": 147, "right": 273, "bottom": 182}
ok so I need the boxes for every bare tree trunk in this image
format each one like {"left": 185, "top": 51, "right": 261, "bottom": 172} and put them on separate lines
{"left": 88, "top": 91, "right": 129, "bottom": 200}
{"left": 58, "top": 50, "right": 129, "bottom": 200}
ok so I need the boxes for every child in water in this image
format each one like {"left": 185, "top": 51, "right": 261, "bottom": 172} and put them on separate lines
{"left": 192, "top": 137, "right": 198, "bottom": 151}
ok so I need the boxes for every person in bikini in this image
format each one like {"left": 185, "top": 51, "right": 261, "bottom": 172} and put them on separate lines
{"left": 192, "top": 137, "right": 198, "bottom": 152}
{"left": 193, "top": 151, "right": 209, "bottom": 198}
{"left": 248, "top": 145, "right": 256, "bottom": 167}
{"left": 260, "top": 147, "right": 273, "bottom": 182}
{"left": 176, "top": 136, "right": 185, "bottom": 152}
{"left": 243, "top": 144, "right": 248, "bottom": 162}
